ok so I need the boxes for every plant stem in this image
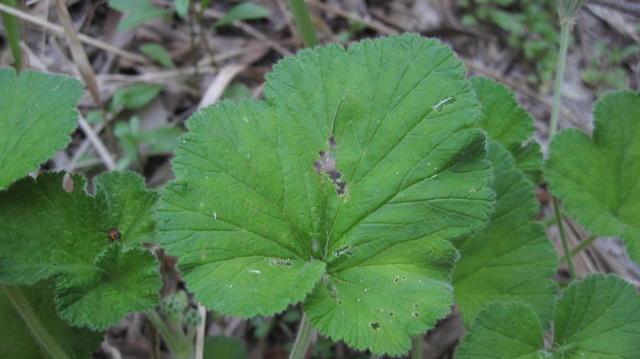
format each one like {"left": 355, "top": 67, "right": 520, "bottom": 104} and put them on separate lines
{"left": 146, "top": 309, "right": 194, "bottom": 359}
{"left": 286, "top": 0, "right": 319, "bottom": 47}
{"left": 553, "top": 197, "right": 576, "bottom": 278}
{"left": 549, "top": 20, "right": 572, "bottom": 139}
{"left": 289, "top": 312, "right": 313, "bottom": 359}
{"left": 1, "top": 284, "right": 70, "bottom": 359}
{"left": 549, "top": 15, "right": 577, "bottom": 278}
{"left": 411, "top": 335, "right": 423, "bottom": 359}
{"left": 1, "top": 0, "right": 22, "bottom": 70}
{"left": 559, "top": 234, "right": 598, "bottom": 263}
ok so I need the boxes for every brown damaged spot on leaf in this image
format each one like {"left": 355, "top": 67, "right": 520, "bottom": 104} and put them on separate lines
{"left": 313, "top": 135, "right": 347, "bottom": 195}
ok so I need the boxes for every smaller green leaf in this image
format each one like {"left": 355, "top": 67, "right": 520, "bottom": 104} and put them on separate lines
{"left": 56, "top": 244, "right": 160, "bottom": 329}
{"left": 457, "top": 274, "right": 640, "bottom": 359}
{"left": 139, "top": 43, "right": 175, "bottom": 68}
{"left": 453, "top": 141, "right": 556, "bottom": 326}
{"left": 174, "top": 0, "right": 190, "bottom": 18}
{"left": 0, "top": 171, "right": 161, "bottom": 329}
{"left": 109, "top": 0, "right": 170, "bottom": 31}
{"left": 213, "top": 2, "right": 270, "bottom": 27}
{"left": 512, "top": 140, "right": 543, "bottom": 184}
{"left": 553, "top": 274, "right": 640, "bottom": 357}
{"left": 0, "top": 68, "right": 83, "bottom": 191}
{"left": 456, "top": 303, "right": 544, "bottom": 359}
{"left": 545, "top": 90, "right": 640, "bottom": 263}
{"left": 0, "top": 282, "right": 103, "bottom": 359}
{"left": 112, "top": 83, "right": 163, "bottom": 112}
{"left": 471, "top": 77, "right": 535, "bottom": 151}
{"left": 85, "top": 110, "right": 105, "bottom": 124}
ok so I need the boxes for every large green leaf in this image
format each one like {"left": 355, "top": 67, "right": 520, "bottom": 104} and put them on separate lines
{"left": 0, "top": 282, "right": 102, "bottom": 359}
{"left": 471, "top": 77, "right": 542, "bottom": 183}
{"left": 453, "top": 141, "right": 556, "bottom": 325}
{"left": 456, "top": 274, "right": 640, "bottom": 358}
{"left": 0, "top": 68, "right": 83, "bottom": 190}
{"left": 545, "top": 90, "right": 640, "bottom": 263}
{"left": 0, "top": 171, "right": 161, "bottom": 329}
{"left": 157, "top": 34, "right": 495, "bottom": 355}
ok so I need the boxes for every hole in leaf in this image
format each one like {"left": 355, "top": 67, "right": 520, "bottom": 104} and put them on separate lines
{"left": 313, "top": 137, "right": 347, "bottom": 195}
{"left": 412, "top": 312, "right": 420, "bottom": 318}
{"left": 370, "top": 322, "right": 381, "bottom": 330}
{"left": 62, "top": 173, "right": 74, "bottom": 193}
{"left": 393, "top": 276, "right": 400, "bottom": 283}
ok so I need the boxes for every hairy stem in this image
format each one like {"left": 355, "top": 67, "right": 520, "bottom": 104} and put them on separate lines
{"left": 560, "top": 234, "right": 598, "bottom": 263}
{"left": 286, "top": 0, "right": 319, "bottom": 47}
{"left": 549, "top": 16, "right": 577, "bottom": 278}
{"left": 146, "top": 309, "right": 194, "bottom": 359}
{"left": 411, "top": 335, "right": 423, "bottom": 359}
{"left": 1, "top": 284, "right": 70, "bottom": 359}
{"left": 549, "top": 20, "right": 571, "bottom": 139}
{"left": 1, "top": 0, "right": 22, "bottom": 70}
{"left": 289, "top": 312, "right": 313, "bottom": 359}
{"left": 553, "top": 197, "right": 576, "bottom": 278}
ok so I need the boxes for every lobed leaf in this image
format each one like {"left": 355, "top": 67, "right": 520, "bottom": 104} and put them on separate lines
{"left": 0, "top": 171, "right": 161, "bottom": 329}
{"left": 0, "top": 68, "right": 83, "bottom": 191}
{"left": 157, "top": 34, "right": 495, "bottom": 355}
{"left": 453, "top": 142, "right": 557, "bottom": 326}
{"left": 457, "top": 274, "right": 640, "bottom": 358}
{"left": 455, "top": 302, "right": 544, "bottom": 359}
{"left": 0, "top": 281, "right": 102, "bottom": 359}
{"left": 545, "top": 90, "right": 640, "bottom": 263}
{"left": 471, "top": 77, "right": 542, "bottom": 183}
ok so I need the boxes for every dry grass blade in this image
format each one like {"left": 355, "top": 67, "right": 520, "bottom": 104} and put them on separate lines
{"left": 198, "top": 64, "right": 246, "bottom": 108}
{"left": 54, "top": 0, "right": 101, "bottom": 105}
{"left": 0, "top": 2, "right": 149, "bottom": 64}
{"left": 77, "top": 116, "right": 116, "bottom": 171}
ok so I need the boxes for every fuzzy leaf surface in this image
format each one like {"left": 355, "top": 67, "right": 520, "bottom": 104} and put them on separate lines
{"left": 471, "top": 77, "right": 542, "bottom": 182}
{"left": 456, "top": 274, "right": 640, "bottom": 359}
{"left": 453, "top": 142, "right": 556, "bottom": 325}
{"left": 0, "top": 68, "right": 83, "bottom": 190}
{"left": 545, "top": 91, "right": 640, "bottom": 263}
{"left": 0, "top": 171, "right": 160, "bottom": 329}
{"left": 455, "top": 303, "right": 544, "bottom": 359}
{"left": 553, "top": 274, "right": 640, "bottom": 358}
{"left": 157, "top": 34, "right": 494, "bottom": 355}
{"left": 0, "top": 282, "right": 102, "bottom": 359}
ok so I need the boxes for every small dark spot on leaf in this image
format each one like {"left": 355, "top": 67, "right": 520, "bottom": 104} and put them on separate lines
{"left": 334, "top": 245, "right": 353, "bottom": 257}
{"left": 412, "top": 312, "right": 420, "bottom": 317}
{"left": 393, "top": 276, "right": 400, "bottom": 283}
{"left": 389, "top": 312, "right": 394, "bottom": 316}
{"left": 370, "top": 322, "right": 381, "bottom": 330}
{"left": 413, "top": 303, "right": 419, "bottom": 308}
{"left": 269, "top": 259, "right": 293, "bottom": 266}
